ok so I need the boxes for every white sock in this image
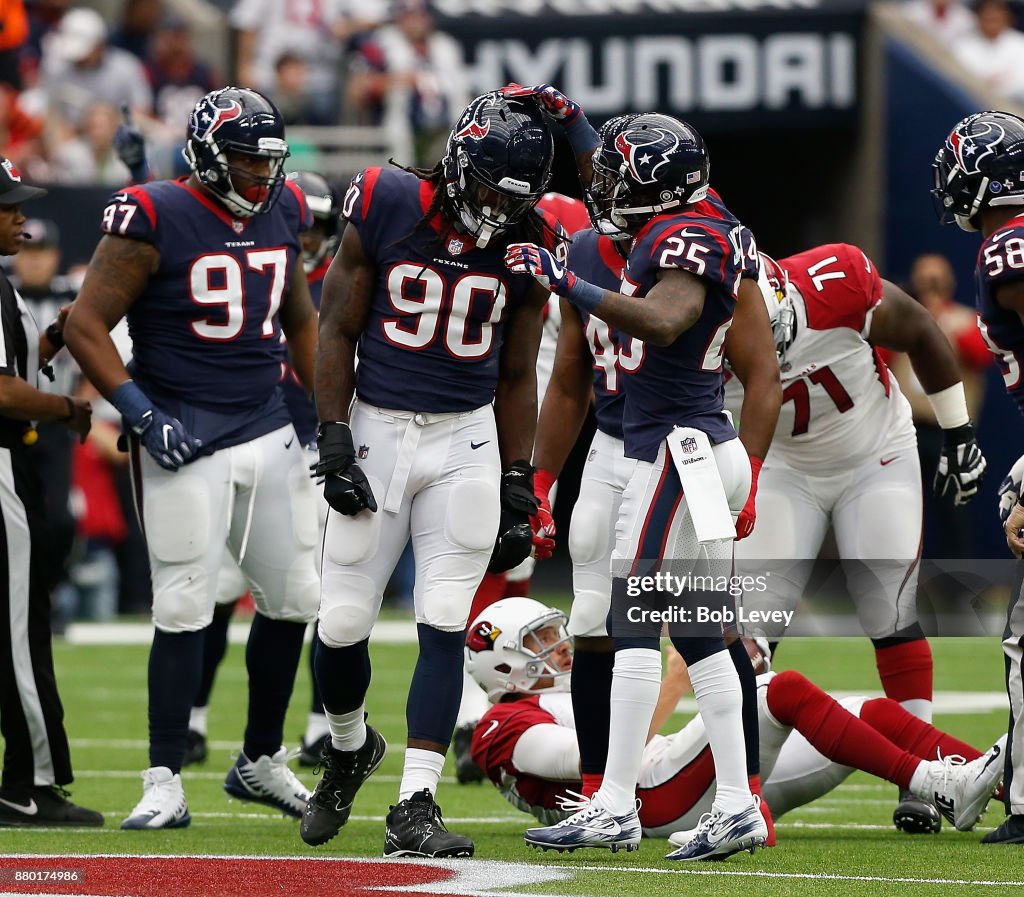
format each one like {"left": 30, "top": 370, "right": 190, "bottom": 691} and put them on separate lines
{"left": 326, "top": 707, "right": 366, "bottom": 752}
{"left": 304, "top": 712, "right": 330, "bottom": 745}
{"left": 688, "top": 650, "right": 752, "bottom": 815}
{"left": 594, "top": 647, "right": 662, "bottom": 816}
{"left": 189, "top": 705, "right": 208, "bottom": 737}
{"left": 456, "top": 669, "right": 490, "bottom": 728}
{"left": 908, "top": 759, "right": 931, "bottom": 797}
{"left": 901, "top": 698, "right": 933, "bottom": 724}
{"left": 399, "top": 747, "right": 445, "bottom": 801}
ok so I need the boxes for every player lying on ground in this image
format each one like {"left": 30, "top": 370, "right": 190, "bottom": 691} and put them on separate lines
{"left": 465, "top": 598, "right": 1006, "bottom": 859}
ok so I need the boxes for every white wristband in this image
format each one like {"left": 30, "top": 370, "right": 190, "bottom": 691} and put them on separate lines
{"left": 925, "top": 382, "right": 970, "bottom": 430}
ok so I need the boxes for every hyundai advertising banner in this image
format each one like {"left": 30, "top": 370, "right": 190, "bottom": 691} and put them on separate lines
{"left": 437, "top": 0, "right": 868, "bottom": 132}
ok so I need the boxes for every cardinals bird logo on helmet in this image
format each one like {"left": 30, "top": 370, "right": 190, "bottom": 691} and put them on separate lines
{"left": 466, "top": 621, "right": 502, "bottom": 653}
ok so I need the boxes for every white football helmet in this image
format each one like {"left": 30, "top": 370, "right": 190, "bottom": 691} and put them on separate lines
{"left": 465, "top": 598, "right": 572, "bottom": 703}
{"left": 758, "top": 251, "right": 797, "bottom": 363}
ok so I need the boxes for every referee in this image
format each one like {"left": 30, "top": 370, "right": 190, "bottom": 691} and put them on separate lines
{"left": 0, "top": 158, "right": 101, "bottom": 827}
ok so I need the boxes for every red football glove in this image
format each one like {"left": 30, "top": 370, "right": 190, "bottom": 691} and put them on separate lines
{"left": 530, "top": 468, "right": 557, "bottom": 560}
{"left": 735, "top": 455, "right": 763, "bottom": 540}
{"left": 501, "top": 83, "right": 581, "bottom": 123}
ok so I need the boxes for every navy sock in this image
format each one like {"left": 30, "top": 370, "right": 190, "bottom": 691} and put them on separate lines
{"left": 727, "top": 636, "right": 760, "bottom": 777}
{"left": 571, "top": 647, "right": 614, "bottom": 776}
{"left": 194, "top": 599, "right": 237, "bottom": 708}
{"left": 407, "top": 624, "right": 465, "bottom": 745}
{"left": 314, "top": 634, "right": 371, "bottom": 714}
{"left": 308, "top": 631, "right": 324, "bottom": 714}
{"left": 149, "top": 629, "right": 204, "bottom": 773}
{"left": 243, "top": 615, "right": 306, "bottom": 760}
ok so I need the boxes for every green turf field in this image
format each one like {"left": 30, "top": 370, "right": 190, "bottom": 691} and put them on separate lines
{"left": 1, "top": 627, "right": 1020, "bottom": 896}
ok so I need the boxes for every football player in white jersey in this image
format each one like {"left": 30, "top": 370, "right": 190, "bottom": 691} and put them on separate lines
{"left": 465, "top": 598, "right": 1005, "bottom": 841}
{"left": 732, "top": 243, "right": 987, "bottom": 833}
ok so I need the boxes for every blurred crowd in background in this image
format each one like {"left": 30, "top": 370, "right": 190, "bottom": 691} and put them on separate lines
{"left": 0, "top": 0, "right": 470, "bottom": 179}
{"left": 0, "top": 0, "right": 1015, "bottom": 622}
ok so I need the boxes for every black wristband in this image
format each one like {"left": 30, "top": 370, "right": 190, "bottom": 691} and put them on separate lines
{"left": 44, "top": 320, "right": 65, "bottom": 350}
{"left": 942, "top": 421, "right": 975, "bottom": 447}
{"left": 60, "top": 396, "right": 74, "bottom": 421}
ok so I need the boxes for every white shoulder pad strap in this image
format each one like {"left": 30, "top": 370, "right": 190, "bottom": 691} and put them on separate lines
{"left": 664, "top": 427, "right": 736, "bottom": 544}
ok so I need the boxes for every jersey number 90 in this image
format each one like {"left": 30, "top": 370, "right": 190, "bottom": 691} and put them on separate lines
{"left": 382, "top": 263, "right": 506, "bottom": 359}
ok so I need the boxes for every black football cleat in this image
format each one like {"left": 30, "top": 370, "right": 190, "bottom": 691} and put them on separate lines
{"left": 0, "top": 786, "right": 104, "bottom": 827}
{"left": 981, "top": 814, "right": 1024, "bottom": 844}
{"left": 183, "top": 729, "right": 208, "bottom": 767}
{"left": 299, "top": 734, "right": 330, "bottom": 768}
{"left": 893, "top": 789, "right": 942, "bottom": 834}
{"left": 452, "top": 722, "right": 485, "bottom": 785}
{"left": 384, "top": 788, "right": 474, "bottom": 857}
{"left": 300, "top": 726, "right": 387, "bottom": 846}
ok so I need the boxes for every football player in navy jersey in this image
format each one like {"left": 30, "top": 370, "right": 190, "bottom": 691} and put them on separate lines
{"left": 178, "top": 170, "right": 343, "bottom": 771}
{"left": 505, "top": 99, "right": 769, "bottom": 859}
{"left": 934, "top": 109, "right": 1024, "bottom": 844}
{"left": 529, "top": 181, "right": 780, "bottom": 848}
{"left": 64, "top": 87, "right": 321, "bottom": 830}
{"left": 301, "top": 91, "right": 558, "bottom": 858}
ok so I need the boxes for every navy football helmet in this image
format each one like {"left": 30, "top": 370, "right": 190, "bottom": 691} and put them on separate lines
{"left": 587, "top": 113, "right": 710, "bottom": 237}
{"left": 442, "top": 92, "right": 555, "bottom": 247}
{"left": 287, "top": 170, "right": 341, "bottom": 272}
{"left": 183, "top": 87, "right": 290, "bottom": 218}
{"left": 932, "top": 110, "right": 1024, "bottom": 232}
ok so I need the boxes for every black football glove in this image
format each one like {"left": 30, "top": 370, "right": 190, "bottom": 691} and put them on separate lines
{"left": 934, "top": 421, "right": 987, "bottom": 507}
{"left": 312, "top": 422, "right": 377, "bottom": 516}
{"left": 488, "top": 461, "right": 540, "bottom": 573}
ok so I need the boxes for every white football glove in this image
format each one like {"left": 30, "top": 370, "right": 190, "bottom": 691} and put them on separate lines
{"left": 998, "top": 452, "right": 1024, "bottom": 524}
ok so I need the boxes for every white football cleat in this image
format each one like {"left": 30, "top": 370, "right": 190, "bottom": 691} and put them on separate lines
{"left": 121, "top": 766, "right": 191, "bottom": 830}
{"left": 524, "top": 793, "right": 641, "bottom": 853}
{"left": 918, "top": 734, "right": 1006, "bottom": 831}
{"left": 224, "top": 746, "right": 311, "bottom": 818}
{"left": 666, "top": 799, "right": 768, "bottom": 861}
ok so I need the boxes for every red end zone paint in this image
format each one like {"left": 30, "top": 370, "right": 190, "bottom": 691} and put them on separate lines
{"left": 0, "top": 857, "right": 458, "bottom": 897}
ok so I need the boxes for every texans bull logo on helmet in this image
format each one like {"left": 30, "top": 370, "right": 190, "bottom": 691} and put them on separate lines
{"left": 614, "top": 126, "right": 683, "bottom": 186}
{"left": 191, "top": 97, "right": 244, "bottom": 141}
{"left": 467, "top": 621, "right": 502, "bottom": 652}
{"left": 454, "top": 116, "right": 491, "bottom": 143}
{"left": 947, "top": 119, "right": 1007, "bottom": 176}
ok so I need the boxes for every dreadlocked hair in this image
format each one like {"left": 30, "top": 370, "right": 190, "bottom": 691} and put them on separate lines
{"left": 386, "top": 156, "right": 557, "bottom": 252}
{"left": 387, "top": 158, "right": 447, "bottom": 250}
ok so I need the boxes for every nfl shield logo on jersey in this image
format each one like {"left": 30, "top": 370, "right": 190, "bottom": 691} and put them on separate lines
{"left": 358, "top": 444, "right": 369, "bottom": 459}
{"left": 680, "top": 436, "right": 698, "bottom": 454}
{"left": 448, "top": 237, "right": 465, "bottom": 256}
